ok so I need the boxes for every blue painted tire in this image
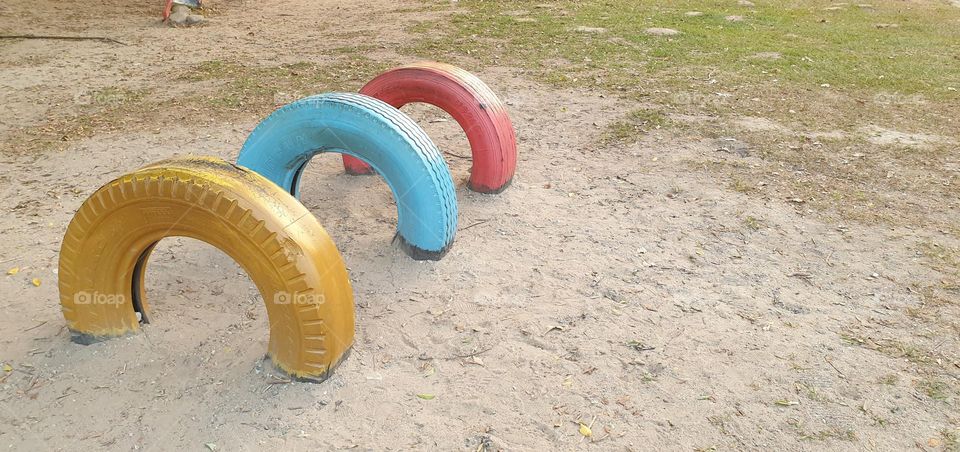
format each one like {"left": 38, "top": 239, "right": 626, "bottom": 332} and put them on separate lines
{"left": 237, "top": 93, "right": 457, "bottom": 260}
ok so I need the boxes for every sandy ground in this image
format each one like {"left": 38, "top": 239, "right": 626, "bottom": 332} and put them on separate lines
{"left": 1, "top": 0, "right": 958, "bottom": 450}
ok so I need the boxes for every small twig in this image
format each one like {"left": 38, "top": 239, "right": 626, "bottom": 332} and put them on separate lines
{"left": 56, "top": 389, "right": 78, "bottom": 400}
{"left": 461, "top": 219, "right": 491, "bottom": 231}
{"left": 443, "top": 150, "right": 471, "bottom": 159}
{"left": 0, "top": 34, "right": 127, "bottom": 45}
{"left": 824, "top": 356, "right": 846, "bottom": 379}
{"left": 22, "top": 321, "right": 47, "bottom": 332}
{"left": 445, "top": 346, "right": 493, "bottom": 360}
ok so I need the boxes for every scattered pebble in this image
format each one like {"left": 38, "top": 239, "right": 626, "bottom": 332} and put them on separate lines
{"left": 685, "top": 11, "right": 703, "bottom": 16}
{"left": 645, "top": 27, "right": 681, "bottom": 36}
{"left": 574, "top": 26, "right": 608, "bottom": 34}
{"left": 750, "top": 52, "right": 782, "bottom": 60}
{"left": 738, "top": 0, "right": 756, "bottom": 6}
{"left": 725, "top": 15, "right": 745, "bottom": 22}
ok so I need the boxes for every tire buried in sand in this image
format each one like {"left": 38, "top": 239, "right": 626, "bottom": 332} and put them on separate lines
{"left": 58, "top": 156, "right": 355, "bottom": 382}
{"left": 343, "top": 62, "right": 517, "bottom": 194}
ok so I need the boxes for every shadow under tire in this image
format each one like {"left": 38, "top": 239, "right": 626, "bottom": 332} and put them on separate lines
{"left": 58, "top": 156, "right": 355, "bottom": 381}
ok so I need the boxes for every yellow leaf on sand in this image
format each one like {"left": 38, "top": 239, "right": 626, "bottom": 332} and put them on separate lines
{"left": 7, "top": 267, "right": 19, "bottom": 275}
{"left": 31, "top": 278, "right": 41, "bottom": 287}
{"left": 2, "top": 364, "right": 12, "bottom": 373}
{"left": 416, "top": 393, "right": 435, "bottom": 400}
{"left": 579, "top": 423, "right": 592, "bottom": 437}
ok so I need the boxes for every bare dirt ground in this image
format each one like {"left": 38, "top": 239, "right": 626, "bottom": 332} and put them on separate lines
{"left": 1, "top": 0, "right": 958, "bottom": 450}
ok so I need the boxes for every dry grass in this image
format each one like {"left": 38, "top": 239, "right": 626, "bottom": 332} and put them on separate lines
{"left": 3, "top": 57, "right": 391, "bottom": 155}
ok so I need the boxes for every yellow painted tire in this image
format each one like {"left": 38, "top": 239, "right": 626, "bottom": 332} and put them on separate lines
{"left": 58, "top": 156, "right": 354, "bottom": 381}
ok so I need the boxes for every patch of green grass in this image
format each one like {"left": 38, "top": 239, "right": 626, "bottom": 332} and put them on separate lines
{"left": 86, "top": 87, "right": 148, "bottom": 106}
{"left": 329, "top": 45, "right": 380, "bottom": 55}
{"left": 943, "top": 428, "right": 960, "bottom": 452}
{"left": 602, "top": 109, "right": 670, "bottom": 143}
{"left": 184, "top": 57, "right": 392, "bottom": 112}
{"left": 916, "top": 378, "right": 952, "bottom": 401}
{"left": 7, "top": 85, "right": 157, "bottom": 154}
{"left": 179, "top": 59, "right": 239, "bottom": 81}
{"left": 919, "top": 242, "right": 960, "bottom": 274}
{"left": 800, "top": 427, "right": 857, "bottom": 442}
{"left": 877, "top": 374, "right": 899, "bottom": 386}
{"left": 840, "top": 331, "right": 947, "bottom": 366}
{"left": 858, "top": 405, "right": 891, "bottom": 428}
{"left": 730, "top": 178, "right": 754, "bottom": 194}
{"left": 795, "top": 381, "right": 829, "bottom": 403}
{"left": 876, "top": 339, "right": 933, "bottom": 365}
{"left": 409, "top": 20, "right": 434, "bottom": 34}
{"left": 411, "top": 0, "right": 960, "bottom": 101}
{"left": 410, "top": 0, "right": 960, "bottom": 233}
{"left": 743, "top": 215, "right": 762, "bottom": 231}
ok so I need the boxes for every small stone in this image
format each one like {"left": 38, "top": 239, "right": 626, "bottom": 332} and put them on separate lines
{"left": 574, "top": 26, "right": 607, "bottom": 33}
{"left": 168, "top": 4, "right": 190, "bottom": 25}
{"left": 168, "top": 4, "right": 204, "bottom": 26}
{"left": 185, "top": 14, "right": 205, "bottom": 25}
{"left": 645, "top": 27, "right": 681, "bottom": 36}
{"left": 725, "top": 15, "right": 745, "bottom": 22}
{"left": 875, "top": 23, "right": 899, "bottom": 29}
{"left": 685, "top": 11, "right": 703, "bottom": 16}
{"left": 750, "top": 52, "right": 782, "bottom": 60}
{"left": 738, "top": 0, "right": 756, "bottom": 6}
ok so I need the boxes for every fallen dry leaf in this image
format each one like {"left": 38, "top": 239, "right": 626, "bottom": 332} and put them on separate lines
{"left": 31, "top": 278, "right": 41, "bottom": 287}
{"left": 579, "top": 423, "right": 593, "bottom": 437}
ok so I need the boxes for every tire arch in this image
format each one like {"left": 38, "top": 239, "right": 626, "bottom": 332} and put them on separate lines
{"left": 58, "top": 157, "right": 355, "bottom": 381}
{"left": 343, "top": 61, "right": 517, "bottom": 194}
{"left": 237, "top": 92, "right": 457, "bottom": 260}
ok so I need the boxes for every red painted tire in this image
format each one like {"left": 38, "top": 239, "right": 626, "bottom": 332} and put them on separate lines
{"left": 343, "top": 62, "right": 517, "bottom": 194}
